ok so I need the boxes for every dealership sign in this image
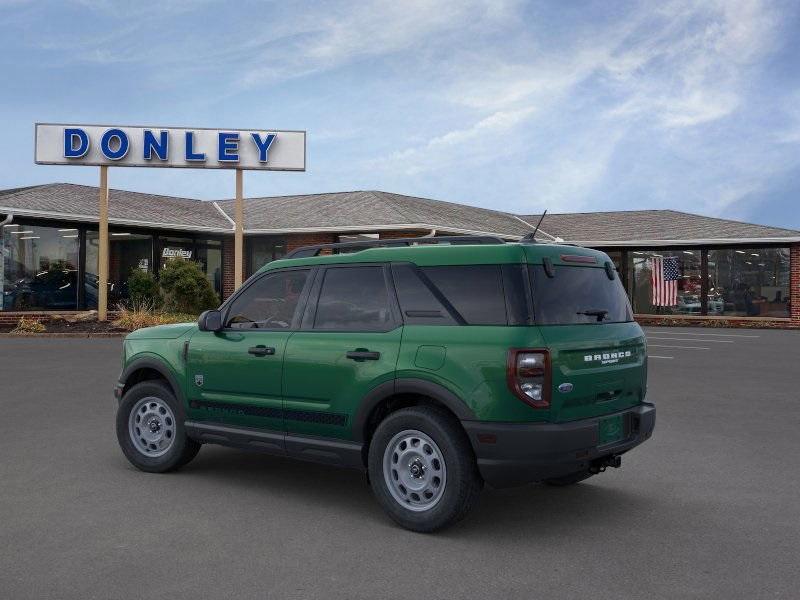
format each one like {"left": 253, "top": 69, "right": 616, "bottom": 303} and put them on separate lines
{"left": 34, "top": 123, "right": 306, "bottom": 171}
{"left": 162, "top": 247, "right": 192, "bottom": 259}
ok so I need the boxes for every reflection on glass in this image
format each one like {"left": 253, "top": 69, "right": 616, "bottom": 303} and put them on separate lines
{"left": 2, "top": 224, "right": 80, "bottom": 310}
{"left": 196, "top": 241, "right": 222, "bottom": 299}
{"left": 707, "top": 248, "right": 790, "bottom": 318}
{"left": 85, "top": 230, "right": 153, "bottom": 308}
{"left": 247, "top": 237, "right": 287, "bottom": 276}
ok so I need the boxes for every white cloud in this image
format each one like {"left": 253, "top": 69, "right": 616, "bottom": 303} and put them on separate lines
{"left": 379, "top": 106, "right": 535, "bottom": 175}
{"left": 238, "top": 0, "right": 521, "bottom": 88}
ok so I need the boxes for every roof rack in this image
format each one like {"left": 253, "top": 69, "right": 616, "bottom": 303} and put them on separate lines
{"left": 284, "top": 235, "right": 507, "bottom": 259}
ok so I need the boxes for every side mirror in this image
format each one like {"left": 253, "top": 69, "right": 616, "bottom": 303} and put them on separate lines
{"left": 198, "top": 309, "right": 223, "bottom": 332}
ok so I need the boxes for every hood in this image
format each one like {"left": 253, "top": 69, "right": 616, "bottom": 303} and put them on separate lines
{"left": 125, "top": 322, "right": 196, "bottom": 340}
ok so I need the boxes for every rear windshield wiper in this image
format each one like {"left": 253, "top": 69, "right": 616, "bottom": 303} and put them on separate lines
{"left": 576, "top": 309, "right": 609, "bottom": 322}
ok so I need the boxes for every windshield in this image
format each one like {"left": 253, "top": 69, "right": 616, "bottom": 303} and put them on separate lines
{"left": 529, "top": 264, "right": 633, "bottom": 325}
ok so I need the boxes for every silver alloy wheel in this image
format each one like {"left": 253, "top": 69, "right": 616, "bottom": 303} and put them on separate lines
{"left": 383, "top": 429, "right": 447, "bottom": 512}
{"left": 128, "top": 396, "right": 176, "bottom": 458}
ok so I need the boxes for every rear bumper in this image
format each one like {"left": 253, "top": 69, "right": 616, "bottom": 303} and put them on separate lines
{"left": 462, "top": 403, "right": 655, "bottom": 488}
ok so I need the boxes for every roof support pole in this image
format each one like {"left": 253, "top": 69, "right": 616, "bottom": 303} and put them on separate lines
{"left": 234, "top": 168, "right": 244, "bottom": 290}
{"left": 98, "top": 166, "right": 109, "bottom": 321}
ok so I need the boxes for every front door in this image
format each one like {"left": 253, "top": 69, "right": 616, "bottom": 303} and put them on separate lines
{"left": 186, "top": 267, "right": 312, "bottom": 432}
{"left": 283, "top": 264, "right": 402, "bottom": 440}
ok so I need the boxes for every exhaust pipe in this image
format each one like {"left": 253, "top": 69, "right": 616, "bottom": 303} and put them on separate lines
{"left": 589, "top": 455, "right": 621, "bottom": 474}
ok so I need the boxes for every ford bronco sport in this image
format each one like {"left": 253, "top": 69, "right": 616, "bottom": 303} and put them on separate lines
{"left": 115, "top": 236, "right": 655, "bottom": 532}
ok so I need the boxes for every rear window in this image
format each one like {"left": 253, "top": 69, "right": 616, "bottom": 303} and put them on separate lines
{"left": 421, "top": 265, "right": 507, "bottom": 325}
{"left": 530, "top": 265, "right": 633, "bottom": 325}
{"left": 393, "top": 264, "right": 530, "bottom": 326}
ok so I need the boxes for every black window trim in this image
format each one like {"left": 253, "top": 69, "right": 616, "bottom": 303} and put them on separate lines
{"left": 219, "top": 265, "right": 315, "bottom": 332}
{"left": 301, "top": 263, "right": 402, "bottom": 333}
{"left": 390, "top": 262, "right": 467, "bottom": 326}
{"left": 415, "top": 263, "right": 525, "bottom": 327}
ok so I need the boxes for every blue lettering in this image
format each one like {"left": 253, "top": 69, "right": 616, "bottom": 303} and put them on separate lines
{"left": 100, "top": 128, "right": 129, "bottom": 160}
{"left": 218, "top": 132, "right": 239, "bottom": 162}
{"left": 185, "top": 131, "right": 205, "bottom": 161}
{"left": 64, "top": 128, "right": 89, "bottom": 158}
{"left": 143, "top": 130, "right": 168, "bottom": 160}
{"left": 251, "top": 133, "right": 276, "bottom": 162}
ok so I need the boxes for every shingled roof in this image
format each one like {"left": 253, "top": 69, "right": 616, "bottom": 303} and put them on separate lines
{"left": 519, "top": 210, "right": 800, "bottom": 245}
{"left": 0, "top": 183, "right": 230, "bottom": 232}
{"left": 215, "top": 190, "right": 531, "bottom": 237}
{"left": 1, "top": 183, "right": 798, "bottom": 244}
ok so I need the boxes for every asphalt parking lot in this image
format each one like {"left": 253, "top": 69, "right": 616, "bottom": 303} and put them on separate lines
{"left": 1, "top": 328, "right": 799, "bottom": 599}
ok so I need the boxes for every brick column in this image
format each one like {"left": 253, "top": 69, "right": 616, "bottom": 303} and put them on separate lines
{"left": 379, "top": 230, "right": 430, "bottom": 239}
{"left": 791, "top": 244, "right": 800, "bottom": 325}
{"left": 222, "top": 237, "right": 235, "bottom": 300}
{"left": 286, "top": 233, "right": 337, "bottom": 254}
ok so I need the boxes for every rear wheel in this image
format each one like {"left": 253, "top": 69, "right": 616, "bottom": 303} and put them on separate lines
{"left": 368, "top": 406, "right": 482, "bottom": 532}
{"left": 116, "top": 380, "right": 200, "bottom": 473}
{"left": 543, "top": 470, "right": 594, "bottom": 486}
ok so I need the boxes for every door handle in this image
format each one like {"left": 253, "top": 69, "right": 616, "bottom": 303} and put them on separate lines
{"left": 248, "top": 345, "right": 275, "bottom": 357}
{"left": 346, "top": 350, "right": 381, "bottom": 361}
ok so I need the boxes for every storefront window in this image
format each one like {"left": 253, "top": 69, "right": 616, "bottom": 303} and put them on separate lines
{"left": 247, "top": 236, "right": 286, "bottom": 276}
{"left": 196, "top": 240, "right": 222, "bottom": 298}
{"left": 157, "top": 236, "right": 222, "bottom": 301}
{"left": 85, "top": 230, "right": 154, "bottom": 308}
{"left": 707, "top": 248, "right": 790, "bottom": 318}
{"left": 1, "top": 223, "right": 80, "bottom": 310}
{"left": 159, "top": 236, "right": 195, "bottom": 271}
{"left": 629, "top": 249, "right": 702, "bottom": 315}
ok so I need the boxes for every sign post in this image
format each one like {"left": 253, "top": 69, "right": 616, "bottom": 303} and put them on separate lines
{"left": 34, "top": 123, "right": 306, "bottom": 319}
{"left": 98, "top": 166, "right": 109, "bottom": 321}
{"left": 235, "top": 169, "right": 244, "bottom": 289}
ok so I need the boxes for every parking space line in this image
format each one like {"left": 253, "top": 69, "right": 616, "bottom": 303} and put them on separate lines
{"left": 646, "top": 337, "right": 733, "bottom": 343}
{"left": 648, "top": 344, "right": 710, "bottom": 350}
{"left": 648, "top": 355, "right": 674, "bottom": 359}
{"left": 643, "top": 331, "right": 759, "bottom": 338}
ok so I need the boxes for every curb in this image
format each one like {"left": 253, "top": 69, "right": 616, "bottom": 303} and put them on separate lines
{"left": 0, "top": 332, "right": 126, "bottom": 338}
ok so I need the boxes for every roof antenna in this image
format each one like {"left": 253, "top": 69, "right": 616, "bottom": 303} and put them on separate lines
{"left": 521, "top": 209, "right": 547, "bottom": 243}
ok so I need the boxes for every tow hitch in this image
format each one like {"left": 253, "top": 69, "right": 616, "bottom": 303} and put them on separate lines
{"left": 589, "top": 455, "right": 621, "bottom": 474}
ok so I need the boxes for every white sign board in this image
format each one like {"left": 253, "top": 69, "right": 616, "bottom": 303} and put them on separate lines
{"left": 34, "top": 123, "right": 306, "bottom": 171}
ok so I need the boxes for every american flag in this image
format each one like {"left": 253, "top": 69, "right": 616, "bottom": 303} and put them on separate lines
{"left": 651, "top": 256, "right": 679, "bottom": 306}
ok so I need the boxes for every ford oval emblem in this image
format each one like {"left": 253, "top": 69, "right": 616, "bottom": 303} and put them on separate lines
{"left": 558, "top": 382, "right": 574, "bottom": 393}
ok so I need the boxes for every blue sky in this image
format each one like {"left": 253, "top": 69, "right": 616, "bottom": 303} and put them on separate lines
{"left": 1, "top": 0, "right": 799, "bottom": 228}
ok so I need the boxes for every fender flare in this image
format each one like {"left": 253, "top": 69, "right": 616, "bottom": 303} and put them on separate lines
{"left": 351, "top": 378, "right": 476, "bottom": 442}
{"left": 119, "top": 357, "right": 186, "bottom": 407}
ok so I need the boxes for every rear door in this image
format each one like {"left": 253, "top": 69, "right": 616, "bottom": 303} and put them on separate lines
{"left": 529, "top": 263, "right": 647, "bottom": 423}
{"left": 282, "top": 264, "right": 402, "bottom": 440}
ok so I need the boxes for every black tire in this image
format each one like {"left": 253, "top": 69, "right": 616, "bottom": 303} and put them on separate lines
{"left": 543, "top": 470, "right": 594, "bottom": 486}
{"left": 116, "top": 380, "right": 200, "bottom": 473}
{"left": 368, "top": 406, "right": 482, "bottom": 533}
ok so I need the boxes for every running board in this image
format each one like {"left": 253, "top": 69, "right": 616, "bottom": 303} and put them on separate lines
{"left": 184, "top": 421, "right": 364, "bottom": 470}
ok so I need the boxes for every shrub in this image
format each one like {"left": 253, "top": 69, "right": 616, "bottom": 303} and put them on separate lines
{"left": 113, "top": 302, "right": 198, "bottom": 332}
{"left": 11, "top": 316, "right": 46, "bottom": 334}
{"left": 127, "top": 269, "right": 162, "bottom": 308}
{"left": 158, "top": 259, "right": 220, "bottom": 314}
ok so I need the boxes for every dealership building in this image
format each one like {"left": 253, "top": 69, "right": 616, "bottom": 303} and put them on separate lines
{"left": 1, "top": 182, "right": 798, "bottom": 327}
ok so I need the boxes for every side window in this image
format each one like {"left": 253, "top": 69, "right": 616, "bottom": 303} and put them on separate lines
{"left": 226, "top": 269, "right": 309, "bottom": 329}
{"left": 314, "top": 266, "right": 393, "bottom": 331}
{"left": 421, "top": 265, "right": 508, "bottom": 325}
{"left": 391, "top": 264, "right": 457, "bottom": 325}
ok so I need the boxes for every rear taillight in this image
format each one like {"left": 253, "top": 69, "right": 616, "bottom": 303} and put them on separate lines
{"left": 507, "top": 349, "right": 551, "bottom": 409}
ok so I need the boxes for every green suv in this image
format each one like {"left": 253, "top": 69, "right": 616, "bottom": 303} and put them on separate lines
{"left": 115, "top": 236, "right": 655, "bottom": 532}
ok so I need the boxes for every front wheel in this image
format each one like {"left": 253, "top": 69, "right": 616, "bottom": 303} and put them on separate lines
{"left": 116, "top": 380, "right": 200, "bottom": 473}
{"left": 368, "top": 406, "right": 482, "bottom": 532}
